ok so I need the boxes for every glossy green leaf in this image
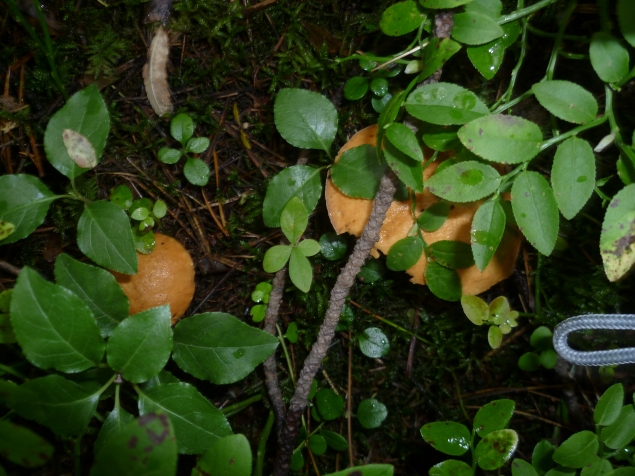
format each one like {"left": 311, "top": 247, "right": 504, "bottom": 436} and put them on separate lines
{"left": 420, "top": 0, "right": 472, "bottom": 7}
{"left": 418, "top": 201, "right": 450, "bottom": 232}
{"left": 594, "top": 383, "right": 624, "bottom": 426}
{"left": 387, "top": 236, "right": 424, "bottom": 271}
{"left": 488, "top": 325, "right": 503, "bottom": 348}
{"left": 316, "top": 389, "right": 344, "bottom": 421}
{"left": 452, "top": 11, "right": 504, "bottom": 45}
{"left": 530, "top": 326, "right": 553, "bottom": 351}
{"left": 192, "top": 434, "right": 251, "bottom": 476}
{"left": 44, "top": 84, "right": 109, "bottom": 178}
{"left": 461, "top": 295, "right": 488, "bottom": 325}
{"left": 539, "top": 349, "right": 557, "bottom": 369}
{"left": 471, "top": 199, "right": 506, "bottom": 271}
{"left": 544, "top": 467, "right": 577, "bottom": 476}
{"left": 377, "top": 91, "right": 405, "bottom": 151}
{"left": 54, "top": 253, "right": 129, "bottom": 337}
{"left": 425, "top": 160, "right": 501, "bottom": 202}
{"left": 285, "top": 321, "right": 298, "bottom": 343}
{"left": 474, "top": 399, "right": 515, "bottom": 437}
{"left": 466, "top": 0, "right": 502, "bottom": 18}
{"left": 77, "top": 200, "right": 138, "bottom": 274}
{"left": 386, "top": 123, "right": 424, "bottom": 162}
{"left": 552, "top": 431, "right": 599, "bottom": 468}
{"left": 580, "top": 456, "right": 613, "bottom": 476}
{"left": 107, "top": 306, "right": 172, "bottom": 383}
{"left": 322, "top": 430, "right": 348, "bottom": 451}
{"left": 91, "top": 412, "right": 177, "bottom": 476}
{"left": 371, "top": 77, "right": 389, "bottom": 97}
{"left": 133, "top": 228, "right": 155, "bottom": 254}
{"left": 289, "top": 247, "right": 313, "bottom": 292}
{"left": 0, "top": 420, "right": 54, "bottom": 468}
{"left": 512, "top": 459, "right": 540, "bottom": 476}
{"left": 357, "top": 399, "right": 387, "bottom": 429}
{"left": 533, "top": 81, "right": 598, "bottom": 125}
{"left": 359, "top": 327, "right": 390, "bottom": 358}
{"left": 385, "top": 141, "right": 423, "bottom": 192}
{"left": 263, "top": 165, "right": 322, "bottom": 227}
{"left": 551, "top": 137, "right": 596, "bottom": 220}
{"left": 263, "top": 245, "right": 292, "bottom": 273}
{"left": 94, "top": 404, "right": 135, "bottom": 456}
{"left": 251, "top": 282, "right": 272, "bottom": 303}
{"left": 171, "top": 113, "right": 195, "bottom": 145}
{"left": 319, "top": 232, "right": 348, "bottom": 260}
{"left": 421, "top": 421, "right": 471, "bottom": 456}
{"left": 601, "top": 404, "right": 635, "bottom": 449}
{"left": 184, "top": 157, "right": 210, "bottom": 186}
{"left": 406, "top": 82, "right": 489, "bottom": 125}
{"left": 425, "top": 261, "right": 462, "bottom": 301}
{"left": 332, "top": 145, "right": 387, "bottom": 199}
{"left": 138, "top": 382, "right": 232, "bottom": 454}
{"left": 475, "top": 429, "right": 518, "bottom": 470}
{"left": 467, "top": 21, "right": 521, "bottom": 79}
{"left": 430, "top": 460, "right": 472, "bottom": 476}
{"left": 511, "top": 171, "right": 559, "bottom": 255}
{"left": 11, "top": 375, "right": 104, "bottom": 436}
{"left": 281, "top": 196, "right": 308, "bottom": 244}
{"left": 131, "top": 207, "right": 149, "bottom": 221}
{"left": 600, "top": 185, "right": 635, "bottom": 281}
{"left": 325, "top": 465, "right": 394, "bottom": 476}
{"left": 173, "top": 312, "right": 278, "bottom": 385}
{"left": 110, "top": 184, "right": 133, "bottom": 211}
{"left": 380, "top": 1, "right": 424, "bottom": 36}
{"left": 0, "top": 174, "right": 57, "bottom": 245}
{"left": 158, "top": 147, "right": 182, "bottom": 164}
{"left": 518, "top": 352, "right": 540, "bottom": 371}
{"left": 297, "top": 239, "right": 321, "bottom": 257}
{"left": 140, "top": 370, "right": 180, "bottom": 391}
{"left": 617, "top": 0, "right": 635, "bottom": 47}
{"left": 274, "top": 88, "right": 338, "bottom": 151}
{"left": 153, "top": 200, "right": 167, "bottom": 219}
{"left": 532, "top": 440, "right": 555, "bottom": 476}
{"left": 290, "top": 450, "right": 304, "bottom": 471}
{"left": 11, "top": 267, "right": 105, "bottom": 373}
{"left": 606, "top": 468, "right": 635, "bottom": 476}
{"left": 250, "top": 305, "right": 266, "bottom": 322}
{"left": 419, "top": 38, "right": 462, "bottom": 82}
{"left": 421, "top": 124, "right": 461, "bottom": 151}
{"left": 590, "top": 32, "right": 630, "bottom": 83}
{"left": 344, "top": 76, "right": 369, "bottom": 101}
{"left": 459, "top": 114, "right": 542, "bottom": 164}
{"left": 372, "top": 93, "right": 393, "bottom": 113}
{"left": 309, "top": 434, "right": 327, "bottom": 455}
{"left": 429, "top": 240, "right": 474, "bottom": 268}
{"left": 185, "top": 137, "right": 210, "bottom": 154}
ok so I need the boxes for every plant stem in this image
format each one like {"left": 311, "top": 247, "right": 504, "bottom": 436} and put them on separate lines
{"left": 539, "top": 115, "right": 608, "bottom": 151}
{"left": 526, "top": 24, "right": 588, "bottom": 41}
{"left": 255, "top": 410, "right": 275, "bottom": 476}
{"left": 74, "top": 432, "right": 84, "bottom": 476}
{"left": 491, "top": 87, "right": 533, "bottom": 114}
{"left": 0, "top": 363, "right": 27, "bottom": 380}
{"left": 222, "top": 394, "right": 262, "bottom": 417}
{"left": 450, "top": 369, "right": 470, "bottom": 423}
{"left": 498, "top": 0, "right": 560, "bottom": 25}
{"left": 348, "top": 300, "right": 432, "bottom": 344}
{"left": 545, "top": 0, "right": 577, "bottom": 81}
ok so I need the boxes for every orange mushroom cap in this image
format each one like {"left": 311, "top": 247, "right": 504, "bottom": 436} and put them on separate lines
{"left": 325, "top": 125, "right": 521, "bottom": 296}
{"left": 112, "top": 233, "right": 195, "bottom": 324}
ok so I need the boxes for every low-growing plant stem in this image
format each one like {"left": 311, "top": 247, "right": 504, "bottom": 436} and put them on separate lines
{"left": 498, "top": 0, "right": 560, "bottom": 25}
{"left": 255, "top": 410, "right": 274, "bottom": 476}
{"left": 221, "top": 394, "right": 262, "bottom": 417}
{"left": 0, "top": 363, "right": 27, "bottom": 380}
{"left": 539, "top": 115, "right": 608, "bottom": 152}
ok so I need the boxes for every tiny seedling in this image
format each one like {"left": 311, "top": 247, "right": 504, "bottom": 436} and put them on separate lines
{"left": 461, "top": 295, "right": 520, "bottom": 349}
{"left": 517, "top": 326, "right": 558, "bottom": 372}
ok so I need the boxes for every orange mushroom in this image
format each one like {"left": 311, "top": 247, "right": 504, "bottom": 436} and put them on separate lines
{"left": 112, "top": 233, "right": 195, "bottom": 324}
{"left": 325, "top": 125, "right": 522, "bottom": 296}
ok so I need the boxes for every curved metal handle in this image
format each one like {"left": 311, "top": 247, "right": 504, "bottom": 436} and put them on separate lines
{"left": 552, "top": 314, "right": 635, "bottom": 366}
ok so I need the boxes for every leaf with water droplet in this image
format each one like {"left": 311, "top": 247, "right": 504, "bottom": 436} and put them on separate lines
{"left": 425, "top": 160, "right": 501, "bottom": 202}
{"left": 471, "top": 199, "right": 506, "bottom": 271}
{"left": 421, "top": 421, "right": 471, "bottom": 456}
{"left": 406, "top": 82, "right": 489, "bottom": 125}
{"left": 461, "top": 295, "right": 489, "bottom": 325}
{"left": 358, "top": 327, "right": 390, "bottom": 358}
{"left": 475, "top": 429, "right": 518, "bottom": 470}
{"left": 467, "top": 21, "right": 520, "bottom": 80}
{"left": 357, "top": 398, "right": 388, "bottom": 429}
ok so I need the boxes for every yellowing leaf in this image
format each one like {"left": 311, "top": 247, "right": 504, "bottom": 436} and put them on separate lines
{"left": 62, "top": 129, "right": 97, "bottom": 169}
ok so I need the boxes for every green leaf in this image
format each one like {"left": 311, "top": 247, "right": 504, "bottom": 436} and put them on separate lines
{"left": 138, "top": 382, "right": 232, "bottom": 454}
{"left": 184, "top": 158, "right": 210, "bottom": 186}
{"left": 461, "top": 295, "right": 488, "bottom": 325}
{"left": 406, "top": 82, "right": 489, "bottom": 125}
{"left": 158, "top": 147, "right": 182, "bottom": 164}
{"left": 0, "top": 420, "right": 54, "bottom": 468}
{"left": 530, "top": 326, "right": 553, "bottom": 351}
{"left": 594, "top": 383, "right": 624, "bottom": 426}
{"left": 322, "top": 430, "right": 348, "bottom": 451}
{"left": 458, "top": 114, "right": 542, "bottom": 164}
{"left": 250, "top": 304, "right": 266, "bottom": 322}
{"left": 186, "top": 137, "right": 210, "bottom": 154}
{"left": 94, "top": 404, "right": 135, "bottom": 456}
{"left": 420, "top": 0, "right": 472, "bottom": 7}
{"left": 289, "top": 247, "right": 313, "bottom": 292}
{"left": 600, "top": 404, "right": 635, "bottom": 449}
{"left": 606, "top": 469, "right": 635, "bottom": 476}
{"left": 471, "top": 199, "right": 506, "bottom": 271}
{"left": 315, "top": 389, "right": 344, "bottom": 421}
{"left": 544, "top": 467, "right": 577, "bottom": 476}
{"left": 153, "top": 199, "right": 167, "bottom": 219}
{"left": 465, "top": 0, "right": 502, "bottom": 18}
{"left": 281, "top": 196, "right": 308, "bottom": 244}
{"left": 0, "top": 174, "right": 57, "bottom": 245}
{"left": 332, "top": 145, "right": 387, "bottom": 199}
{"left": 44, "top": 84, "right": 109, "bottom": 178}
{"left": 518, "top": 352, "right": 540, "bottom": 371}
{"left": 421, "top": 421, "right": 471, "bottom": 456}
{"left": 452, "top": 11, "right": 504, "bottom": 45}
{"left": 475, "top": 429, "right": 519, "bottom": 470}
{"left": 580, "top": 456, "right": 613, "bottom": 476}
{"left": 371, "top": 78, "right": 389, "bottom": 97}
{"left": 171, "top": 113, "right": 194, "bottom": 146}
{"left": 344, "top": 76, "right": 369, "bottom": 101}
{"left": 54, "top": 253, "right": 129, "bottom": 337}
{"left": 110, "top": 184, "right": 133, "bottom": 210}
{"left": 590, "top": 32, "right": 630, "bottom": 83}
{"left": 533, "top": 81, "right": 598, "bottom": 125}
{"left": 0, "top": 221, "right": 15, "bottom": 241}
{"left": 488, "top": 325, "right": 503, "bottom": 348}
{"left": 357, "top": 399, "right": 387, "bottom": 429}
{"left": 467, "top": 21, "right": 521, "bottom": 80}
{"left": 600, "top": 185, "right": 635, "bottom": 281}
{"left": 532, "top": 440, "right": 555, "bottom": 476}
{"left": 263, "top": 245, "right": 292, "bottom": 273}
{"left": 325, "top": 466, "right": 394, "bottom": 476}
{"left": 425, "top": 161, "right": 501, "bottom": 202}
{"left": 474, "top": 399, "right": 515, "bottom": 437}
{"left": 430, "top": 460, "right": 473, "bottom": 476}
{"left": 372, "top": 93, "right": 393, "bottom": 113}
{"left": 91, "top": 412, "right": 177, "bottom": 476}
{"left": 384, "top": 141, "right": 423, "bottom": 192}
{"left": 290, "top": 450, "right": 304, "bottom": 471}
{"left": 0, "top": 314, "right": 16, "bottom": 344}
{"left": 263, "top": 165, "right": 322, "bottom": 227}
{"left": 297, "top": 239, "right": 321, "bottom": 257}
{"left": 309, "top": 434, "right": 327, "bottom": 455}
{"left": 425, "top": 261, "right": 462, "bottom": 301}
{"left": 551, "top": 137, "right": 596, "bottom": 220}
{"left": 377, "top": 92, "right": 405, "bottom": 148}
{"left": 285, "top": 321, "right": 298, "bottom": 343}
{"left": 387, "top": 236, "right": 424, "bottom": 271}
{"left": 418, "top": 201, "right": 450, "bottom": 232}
{"left": 131, "top": 207, "right": 149, "bottom": 221}
{"left": 11, "top": 375, "right": 104, "bottom": 436}
{"left": 357, "top": 258, "right": 386, "bottom": 284}
{"left": 172, "top": 312, "right": 278, "bottom": 385}
{"left": 421, "top": 124, "right": 461, "bottom": 151}
{"left": 539, "top": 349, "right": 557, "bottom": 369}
{"left": 380, "top": 1, "right": 424, "bottom": 36}
{"left": 511, "top": 171, "right": 559, "bottom": 255}
{"left": 552, "top": 431, "right": 599, "bottom": 468}
{"left": 617, "top": 0, "right": 635, "bottom": 47}
{"left": 429, "top": 240, "right": 474, "bottom": 269}
{"left": 141, "top": 369, "right": 180, "bottom": 391}
{"left": 192, "top": 434, "right": 251, "bottom": 476}
{"left": 512, "top": 460, "right": 539, "bottom": 476}
{"left": 107, "top": 306, "right": 172, "bottom": 383}
{"left": 274, "top": 88, "right": 338, "bottom": 151}
{"left": 251, "top": 282, "right": 272, "bottom": 303}
{"left": 386, "top": 123, "right": 423, "bottom": 162}
{"left": 133, "top": 228, "right": 156, "bottom": 254}
{"left": 359, "top": 327, "right": 390, "bottom": 358}
{"left": 77, "top": 200, "right": 138, "bottom": 274}
{"left": 419, "top": 38, "right": 462, "bottom": 82}
{"left": 11, "top": 267, "right": 105, "bottom": 373}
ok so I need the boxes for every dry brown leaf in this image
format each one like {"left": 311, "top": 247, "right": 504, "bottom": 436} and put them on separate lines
{"left": 143, "top": 27, "right": 173, "bottom": 117}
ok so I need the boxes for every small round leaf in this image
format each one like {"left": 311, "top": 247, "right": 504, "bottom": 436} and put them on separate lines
{"left": 357, "top": 399, "right": 388, "bottom": 429}
{"left": 358, "top": 327, "right": 390, "bottom": 358}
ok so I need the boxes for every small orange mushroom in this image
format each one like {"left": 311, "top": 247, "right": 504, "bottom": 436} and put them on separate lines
{"left": 325, "top": 125, "right": 522, "bottom": 296}
{"left": 112, "top": 233, "right": 195, "bottom": 324}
